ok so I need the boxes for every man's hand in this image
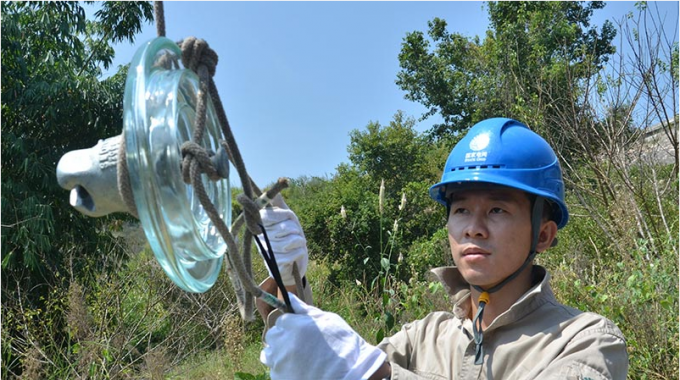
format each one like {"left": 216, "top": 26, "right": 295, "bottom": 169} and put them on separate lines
{"left": 261, "top": 293, "right": 388, "bottom": 380}
{"left": 257, "top": 195, "right": 308, "bottom": 286}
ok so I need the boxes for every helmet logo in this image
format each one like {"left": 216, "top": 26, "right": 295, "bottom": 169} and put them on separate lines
{"left": 470, "top": 133, "right": 490, "bottom": 151}
{"left": 465, "top": 133, "right": 490, "bottom": 163}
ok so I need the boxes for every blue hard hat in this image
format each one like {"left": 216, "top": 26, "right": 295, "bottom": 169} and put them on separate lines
{"left": 429, "top": 118, "right": 569, "bottom": 229}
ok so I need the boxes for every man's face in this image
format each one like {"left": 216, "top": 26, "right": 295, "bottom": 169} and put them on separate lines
{"left": 447, "top": 187, "right": 533, "bottom": 289}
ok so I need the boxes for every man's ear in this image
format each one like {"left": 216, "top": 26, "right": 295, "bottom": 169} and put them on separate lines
{"left": 536, "top": 221, "right": 558, "bottom": 253}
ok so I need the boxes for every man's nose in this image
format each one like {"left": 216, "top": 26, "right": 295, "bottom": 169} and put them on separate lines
{"left": 464, "top": 213, "right": 488, "bottom": 238}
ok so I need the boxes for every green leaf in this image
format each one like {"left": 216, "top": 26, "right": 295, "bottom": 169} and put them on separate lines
{"left": 381, "top": 257, "right": 390, "bottom": 271}
{"left": 384, "top": 311, "right": 395, "bottom": 331}
{"left": 375, "top": 328, "right": 385, "bottom": 343}
{"left": 1, "top": 251, "right": 15, "bottom": 269}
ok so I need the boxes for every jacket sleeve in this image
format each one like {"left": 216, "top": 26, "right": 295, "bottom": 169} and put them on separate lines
{"left": 377, "top": 315, "right": 451, "bottom": 380}
{"left": 387, "top": 362, "right": 438, "bottom": 380}
{"left": 539, "top": 316, "right": 628, "bottom": 380}
{"left": 378, "top": 335, "right": 436, "bottom": 380}
{"left": 377, "top": 331, "right": 429, "bottom": 380}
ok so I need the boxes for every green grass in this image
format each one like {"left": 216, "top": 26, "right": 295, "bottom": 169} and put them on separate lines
{"left": 168, "top": 343, "right": 268, "bottom": 380}
{"left": 170, "top": 242, "right": 677, "bottom": 380}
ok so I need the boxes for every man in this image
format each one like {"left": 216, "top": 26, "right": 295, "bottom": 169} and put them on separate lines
{"left": 256, "top": 118, "right": 628, "bottom": 379}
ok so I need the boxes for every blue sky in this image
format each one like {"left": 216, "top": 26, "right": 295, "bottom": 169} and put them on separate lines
{"left": 93, "top": 1, "right": 679, "bottom": 188}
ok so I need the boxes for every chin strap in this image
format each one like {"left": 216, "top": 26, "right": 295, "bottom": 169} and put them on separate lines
{"left": 470, "top": 196, "right": 544, "bottom": 366}
{"left": 472, "top": 290, "right": 490, "bottom": 364}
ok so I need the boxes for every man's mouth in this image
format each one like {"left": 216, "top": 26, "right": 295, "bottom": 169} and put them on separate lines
{"left": 463, "top": 248, "right": 491, "bottom": 256}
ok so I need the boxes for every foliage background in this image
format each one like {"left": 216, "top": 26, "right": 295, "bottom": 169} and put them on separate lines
{"left": 1, "top": 1, "right": 677, "bottom": 379}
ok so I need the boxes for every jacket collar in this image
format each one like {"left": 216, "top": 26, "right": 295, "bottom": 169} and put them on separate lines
{"left": 429, "top": 265, "right": 554, "bottom": 325}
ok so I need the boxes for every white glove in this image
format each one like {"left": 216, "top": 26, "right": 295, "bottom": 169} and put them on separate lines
{"left": 257, "top": 195, "right": 308, "bottom": 286}
{"left": 261, "top": 293, "right": 387, "bottom": 380}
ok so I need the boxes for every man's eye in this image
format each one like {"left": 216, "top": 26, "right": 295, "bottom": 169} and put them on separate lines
{"left": 490, "top": 207, "right": 504, "bottom": 214}
{"left": 452, "top": 208, "right": 467, "bottom": 214}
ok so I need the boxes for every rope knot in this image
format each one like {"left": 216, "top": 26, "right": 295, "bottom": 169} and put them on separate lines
{"left": 181, "top": 141, "right": 223, "bottom": 183}
{"left": 236, "top": 193, "right": 264, "bottom": 235}
{"left": 178, "top": 37, "right": 218, "bottom": 77}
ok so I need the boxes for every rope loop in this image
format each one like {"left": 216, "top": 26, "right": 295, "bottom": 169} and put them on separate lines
{"left": 178, "top": 37, "right": 218, "bottom": 77}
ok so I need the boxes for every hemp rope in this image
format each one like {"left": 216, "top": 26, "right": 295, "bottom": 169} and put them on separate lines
{"left": 154, "top": 1, "right": 165, "bottom": 37}
{"left": 116, "top": 1, "right": 295, "bottom": 320}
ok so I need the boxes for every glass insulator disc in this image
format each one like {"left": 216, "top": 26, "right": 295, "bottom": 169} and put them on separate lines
{"left": 123, "top": 37, "right": 231, "bottom": 293}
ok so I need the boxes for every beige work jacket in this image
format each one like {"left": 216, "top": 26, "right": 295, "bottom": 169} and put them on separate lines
{"left": 378, "top": 265, "right": 628, "bottom": 380}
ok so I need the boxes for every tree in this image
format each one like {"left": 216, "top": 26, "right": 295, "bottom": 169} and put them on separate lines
{"left": 396, "top": 17, "right": 485, "bottom": 138}
{"left": 525, "top": 4, "right": 678, "bottom": 377}
{"left": 347, "top": 111, "right": 430, "bottom": 196}
{"left": 396, "top": 1, "right": 616, "bottom": 141}
{"left": 283, "top": 112, "right": 450, "bottom": 285}
{"left": 1, "top": 2, "right": 153, "bottom": 376}
{"left": 1, "top": 0, "right": 153, "bottom": 273}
